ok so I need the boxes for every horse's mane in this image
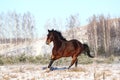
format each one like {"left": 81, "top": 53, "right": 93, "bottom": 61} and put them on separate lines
{"left": 53, "top": 30, "right": 67, "bottom": 41}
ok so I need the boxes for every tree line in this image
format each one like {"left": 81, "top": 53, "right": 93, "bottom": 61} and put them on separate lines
{"left": 87, "top": 15, "right": 120, "bottom": 57}
{"left": 0, "top": 11, "right": 119, "bottom": 57}
{"left": 0, "top": 11, "right": 36, "bottom": 45}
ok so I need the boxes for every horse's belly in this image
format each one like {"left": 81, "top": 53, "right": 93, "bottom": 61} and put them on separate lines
{"left": 62, "top": 52, "right": 74, "bottom": 57}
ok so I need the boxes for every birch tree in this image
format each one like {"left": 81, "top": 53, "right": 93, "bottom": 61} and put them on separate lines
{"left": 66, "top": 14, "right": 80, "bottom": 39}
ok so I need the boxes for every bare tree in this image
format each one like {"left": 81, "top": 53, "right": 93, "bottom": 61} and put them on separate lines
{"left": 44, "top": 18, "right": 63, "bottom": 30}
{"left": 0, "top": 11, "right": 36, "bottom": 56}
{"left": 66, "top": 14, "right": 80, "bottom": 39}
{"left": 87, "top": 14, "right": 120, "bottom": 57}
{"left": 22, "top": 12, "right": 35, "bottom": 43}
{"left": 88, "top": 15, "right": 98, "bottom": 57}
{"left": 0, "top": 13, "right": 3, "bottom": 44}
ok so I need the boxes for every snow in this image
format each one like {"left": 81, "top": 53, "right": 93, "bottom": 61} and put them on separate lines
{"left": 0, "top": 64, "right": 120, "bottom": 80}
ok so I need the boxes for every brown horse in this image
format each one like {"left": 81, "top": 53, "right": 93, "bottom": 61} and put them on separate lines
{"left": 46, "top": 29, "right": 94, "bottom": 69}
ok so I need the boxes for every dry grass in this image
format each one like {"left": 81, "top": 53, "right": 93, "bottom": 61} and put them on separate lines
{"left": 0, "top": 64, "right": 119, "bottom": 80}
{"left": 2, "top": 74, "right": 10, "bottom": 80}
{"left": 69, "top": 67, "right": 86, "bottom": 72}
{"left": 9, "top": 74, "right": 18, "bottom": 78}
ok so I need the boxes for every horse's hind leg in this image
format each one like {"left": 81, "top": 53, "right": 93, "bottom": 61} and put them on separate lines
{"left": 68, "top": 57, "right": 77, "bottom": 69}
{"left": 75, "top": 58, "right": 78, "bottom": 67}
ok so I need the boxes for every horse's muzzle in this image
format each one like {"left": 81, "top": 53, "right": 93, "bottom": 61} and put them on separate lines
{"left": 46, "top": 41, "right": 49, "bottom": 45}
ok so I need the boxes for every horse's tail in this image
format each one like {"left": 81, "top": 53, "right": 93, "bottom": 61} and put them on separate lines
{"left": 83, "top": 44, "right": 94, "bottom": 58}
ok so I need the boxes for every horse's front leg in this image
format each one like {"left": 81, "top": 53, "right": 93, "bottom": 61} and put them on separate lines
{"left": 48, "top": 59, "right": 55, "bottom": 68}
{"left": 48, "top": 54, "right": 56, "bottom": 68}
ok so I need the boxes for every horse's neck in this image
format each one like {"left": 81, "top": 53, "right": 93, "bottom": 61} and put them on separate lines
{"left": 53, "top": 38, "right": 62, "bottom": 47}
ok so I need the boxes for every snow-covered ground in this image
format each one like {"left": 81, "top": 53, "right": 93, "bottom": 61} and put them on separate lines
{"left": 0, "top": 64, "right": 120, "bottom": 80}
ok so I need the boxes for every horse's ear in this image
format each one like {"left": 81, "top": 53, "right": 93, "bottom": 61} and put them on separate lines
{"left": 52, "top": 29, "right": 54, "bottom": 31}
{"left": 48, "top": 29, "right": 50, "bottom": 32}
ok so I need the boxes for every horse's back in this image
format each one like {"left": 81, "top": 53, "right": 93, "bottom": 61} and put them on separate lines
{"left": 68, "top": 39, "right": 82, "bottom": 47}
{"left": 62, "top": 39, "right": 83, "bottom": 57}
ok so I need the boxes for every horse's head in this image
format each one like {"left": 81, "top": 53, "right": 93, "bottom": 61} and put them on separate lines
{"left": 46, "top": 29, "right": 66, "bottom": 45}
{"left": 46, "top": 29, "right": 54, "bottom": 45}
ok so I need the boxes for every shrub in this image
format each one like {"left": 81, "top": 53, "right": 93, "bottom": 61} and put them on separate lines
{"left": 0, "top": 58, "right": 4, "bottom": 65}
{"left": 0, "top": 55, "right": 4, "bottom": 65}
{"left": 0, "top": 53, "right": 117, "bottom": 65}
{"left": 18, "top": 53, "right": 27, "bottom": 62}
{"left": 78, "top": 54, "right": 93, "bottom": 64}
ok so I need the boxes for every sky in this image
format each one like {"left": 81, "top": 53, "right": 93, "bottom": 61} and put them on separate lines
{"left": 0, "top": 0, "right": 120, "bottom": 37}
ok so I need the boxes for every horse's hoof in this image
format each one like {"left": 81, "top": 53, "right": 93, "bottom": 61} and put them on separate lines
{"left": 44, "top": 68, "right": 51, "bottom": 72}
